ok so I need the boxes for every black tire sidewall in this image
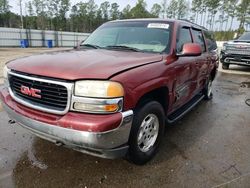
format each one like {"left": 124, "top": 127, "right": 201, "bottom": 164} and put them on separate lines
{"left": 222, "top": 63, "right": 229, "bottom": 70}
{"left": 128, "top": 101, "right": 165, "bottom": 165}
{"left": 204, "top": 76, "right": 213, "bottom": 100}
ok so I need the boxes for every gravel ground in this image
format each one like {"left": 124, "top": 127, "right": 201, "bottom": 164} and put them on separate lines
{"left": 0, "top": 48, "right": 250, "bottom": 188}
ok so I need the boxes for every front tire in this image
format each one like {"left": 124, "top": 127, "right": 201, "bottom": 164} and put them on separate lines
{"left": 127, "top": 101, "right": 165, "bottom": 165}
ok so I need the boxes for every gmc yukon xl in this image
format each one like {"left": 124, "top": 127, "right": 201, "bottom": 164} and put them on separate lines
{"left": 0, "top": 19, "right": 218, "bottom": 165}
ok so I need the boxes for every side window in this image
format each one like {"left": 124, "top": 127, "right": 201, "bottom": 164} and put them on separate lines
{"left": 176, "top": 27, "right": 192, "bottom": 53}
{"left": 204, "top": 31, "right": 217, "bottom": 52}
{"left": 192, "top": 29, "right": 206, "bottom": 52}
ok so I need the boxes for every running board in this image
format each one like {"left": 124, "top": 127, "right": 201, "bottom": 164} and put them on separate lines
{"left": 167, "top": 94, "right": 205, "bottom": 124}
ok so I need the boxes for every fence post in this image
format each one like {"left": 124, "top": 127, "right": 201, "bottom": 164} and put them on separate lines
{"left": 42, "top": 30, "right": 45, "bottom": 47}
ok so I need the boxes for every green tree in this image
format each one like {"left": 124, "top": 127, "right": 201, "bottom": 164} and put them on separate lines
{"left": 0, "top": 0, "right": 10, "bottom": 13}
{"left": 167, "top": 0, "right": 178, "bottom": 18}
{"left": 121, "top": 5, "right": 131, "bottom": 19}
{"left": 73, "top": 2, "right": 88, "bottom": 31}
{"left": 47, "top": 0, "right": 70, "bottom": 30}
{"left": 161, "top": 0, "right": 168, "bottom": 18}
{"left": 100, "top": 1, "right": 110, "bottom": 21}
{"left": 176, "top": 0, "right": 189, "bottom": 19}
{"left": 86, "top": 0, "right": 98, "bottom": 32}
{"left": 237, "top": 0, "right": 250, "bottom": 31}
{"left": 32, "top": 0, "right": 47, "bottom": 29}
{"left": 205, "top": 0, "right": 220, "bottom": 30}
{"left": 130, "top": 0, "right": 151, "bottom": 18}
{"left": 151, "top": 3, "right": 162, "bottom": 18}
{"left": 0, "top": 0, "right": 11, "bottom": 27}
{"left": 110, "top": 3, "right": 120, "bottom": 20}
{"left": 225, "top": 0, "right": 238, "bottom": 31}
{"left": 25, "top": 1, "right": 37, "bottom": 29}
{"left": 191, "top": 0, "right": 201, "bottom": 23}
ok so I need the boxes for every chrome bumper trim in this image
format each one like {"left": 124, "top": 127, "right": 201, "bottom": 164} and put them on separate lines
{"left": 224, "top": 57, "right": 250, "bottom": 65}
{"left": 3, "top": 103, "right": 133, "bottom": 158}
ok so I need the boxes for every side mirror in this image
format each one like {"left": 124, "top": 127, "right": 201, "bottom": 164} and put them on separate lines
{"left": 177, "top": 43, "right": 202, "bottom": 57}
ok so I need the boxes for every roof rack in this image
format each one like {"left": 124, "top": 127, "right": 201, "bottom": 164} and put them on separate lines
{"left": 178, "top": 19, "right": 207, "bottom": 30}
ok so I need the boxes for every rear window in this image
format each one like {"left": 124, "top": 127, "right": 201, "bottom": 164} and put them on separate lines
{"left": 192, "top": 29, "right": 206, "bottom": 52}
{"left": 204, "top": 31, "right": 217, "bottom": 51}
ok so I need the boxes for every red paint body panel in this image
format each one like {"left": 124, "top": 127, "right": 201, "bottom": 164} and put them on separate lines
{"left": 7, "top": 49, "right": 163, "bottom": 80}
{"left": 0, "top": 88, "right": 122, "bottom": 132}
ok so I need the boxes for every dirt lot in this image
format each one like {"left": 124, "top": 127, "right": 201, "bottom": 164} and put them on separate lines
{"left": 0, "top": 48, "right": 250, "bottom": 188}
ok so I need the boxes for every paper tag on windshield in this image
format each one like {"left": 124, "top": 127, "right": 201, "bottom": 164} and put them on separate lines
{"left": 147, "top": 23, "right": 169, "bottom": 29}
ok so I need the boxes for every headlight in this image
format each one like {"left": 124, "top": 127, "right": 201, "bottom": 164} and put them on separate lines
{"left": 3, "top": 65, "right": 9, "bottom": 86}
{"left": 3, "top": 65, "right": 8, "bottom": 79}
{"left": 222, "top": 43, "right": 227, "bottom": 51}
{"left": 72, "top": 81, "right": 124, "bottom": 113}
{"left": 75, "top": 80, "right": 124, "bottom": 98}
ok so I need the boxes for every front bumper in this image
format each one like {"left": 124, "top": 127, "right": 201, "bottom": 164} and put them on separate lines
{"left": 0, "top": 87, "right": 134, "bottom": 159}
{"left": 220, "top": 51, "right": 250, "bottom": 66}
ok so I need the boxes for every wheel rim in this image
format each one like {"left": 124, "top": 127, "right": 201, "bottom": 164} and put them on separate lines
{"left": 137, "top": 114, "right": 159, "bottom": 153}
{"left": 207, "top": 80, "right": 212, "bottom": 97}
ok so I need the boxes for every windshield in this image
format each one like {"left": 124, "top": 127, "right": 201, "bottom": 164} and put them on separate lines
{"left": 238, "top": 32, "right": 250, "bottom": 40}
{"left": 82, "top": 21, "right": 172, "bottom": 53}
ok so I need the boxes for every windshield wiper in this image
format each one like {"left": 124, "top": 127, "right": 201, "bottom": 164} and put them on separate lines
{"left": 106, "top": 45, "right": 141, "bottom": 52}
{"left": 80, "top": 44, "right": 101, "bottom": 49}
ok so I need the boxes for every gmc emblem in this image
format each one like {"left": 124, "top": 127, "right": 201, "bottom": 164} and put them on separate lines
{"left": 20, "top": 86, "right": 41, "bottom": 99}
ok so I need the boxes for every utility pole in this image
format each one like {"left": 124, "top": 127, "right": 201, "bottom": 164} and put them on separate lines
{"left": 19, "top": 0, "right": 24, "bottom": 29}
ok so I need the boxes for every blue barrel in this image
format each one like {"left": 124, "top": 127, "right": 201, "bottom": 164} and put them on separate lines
{"left": 20, "top": 39, "right": 28, "bottom": 48}
{"left": 47, "top": 40, "right": 53, "bottom": 48}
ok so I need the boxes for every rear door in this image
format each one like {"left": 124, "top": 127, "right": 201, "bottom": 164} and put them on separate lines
{"left": 204, "top": 31, "right": 219, "bottom": 70}
{"left": 191, "top": 28, "right": 209, "bottom": 92}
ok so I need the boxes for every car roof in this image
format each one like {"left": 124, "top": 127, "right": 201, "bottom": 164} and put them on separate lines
{"left": 109, "top": 18, "right": 207, "bottom": 31}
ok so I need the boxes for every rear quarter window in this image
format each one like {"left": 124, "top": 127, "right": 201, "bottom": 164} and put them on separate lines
{"left": 192, "top": 29, "right": 206, "bottom": 52}
{"left": 204, "top": 31, "right": 217, "bottom": 52}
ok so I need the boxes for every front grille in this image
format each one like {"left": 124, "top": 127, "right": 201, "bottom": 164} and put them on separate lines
{"left": 226, "top": 45, "right": 250, "bottom": 55}
{"left": 9, "top": 74, "right": 69, "bottom": 112}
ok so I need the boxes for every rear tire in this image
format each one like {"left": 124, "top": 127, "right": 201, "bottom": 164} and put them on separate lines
{"left": 203, "top": 76, "right": 213, "bottom": 100}
{"left": 222, "top": 63, "right": 229, "bottom": 70}
{"left": 127, "top": 101, "right": 165, "bottom": 165}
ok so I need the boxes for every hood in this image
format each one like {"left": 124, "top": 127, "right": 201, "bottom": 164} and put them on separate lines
{"left": 7, "top": 49, "right": 163, "bottom": 80}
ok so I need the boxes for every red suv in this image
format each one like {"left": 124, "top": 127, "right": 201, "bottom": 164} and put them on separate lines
{"left": 0, "top": 19, "right": 218, "bottom": 165}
